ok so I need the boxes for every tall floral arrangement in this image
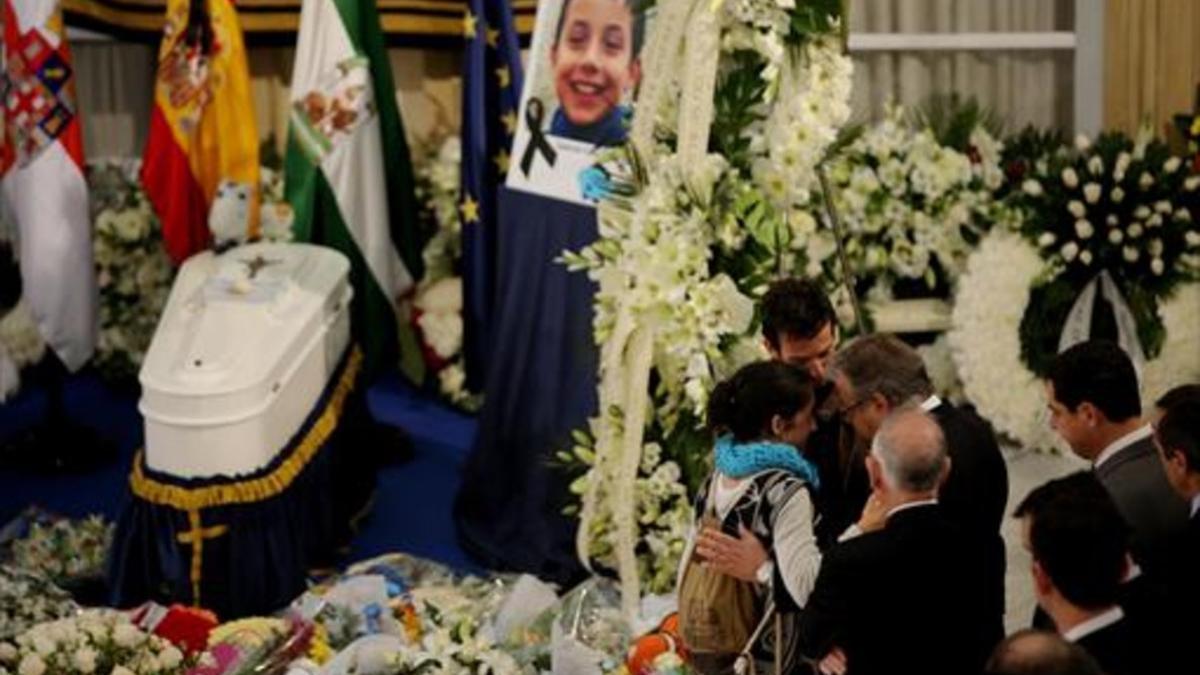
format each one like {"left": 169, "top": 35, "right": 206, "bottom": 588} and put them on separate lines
{"left": 410, "top": 136, "right": 479, "bottom": 412}
{"left": 815, "top": 105, "right": 1015, "bottom": 301}
{"left": 88, "top": 161, "right": 176, "bottom": 384}
{"left": 562, "top": 0, "right": 852, "bottom": 613}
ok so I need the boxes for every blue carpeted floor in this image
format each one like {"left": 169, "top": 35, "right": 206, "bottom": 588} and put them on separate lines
{"left": 0, "top": 368, "right": 481, "bottom": 575}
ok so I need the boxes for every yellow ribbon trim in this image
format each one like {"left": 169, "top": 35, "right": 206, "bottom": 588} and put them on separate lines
{"left": 130, "top": 346, "right": 362, "bottom": 511}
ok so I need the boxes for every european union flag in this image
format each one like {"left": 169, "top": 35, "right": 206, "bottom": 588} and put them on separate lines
{"left": 460, "top": 0, "right": 523, "bottom": 390}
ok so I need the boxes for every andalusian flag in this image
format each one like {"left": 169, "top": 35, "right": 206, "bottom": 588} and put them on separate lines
{"left": 142, "top": 0, "right": 259, "bottom": 264}
{"left": 1, "top": 0, "right": 96, "bottom": 370}
{"left": 285, "top": 0, "right": 425, "bottom": 379}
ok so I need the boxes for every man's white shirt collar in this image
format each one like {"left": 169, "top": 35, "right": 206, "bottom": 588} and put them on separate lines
{"left": 1191, "top": 493, "right": 1200, "bottom": 519}
{"left": 886, "top": 498, "right": 938, "bottom": 519}
{"left": 1093, "top": 424, "right": 1152, "bottom": 470}
{"left": 1062, "top": 606, "right": 1124, "bottom": 643}
{"left": 920, "top": 395, "right": 942, "bottom": 412}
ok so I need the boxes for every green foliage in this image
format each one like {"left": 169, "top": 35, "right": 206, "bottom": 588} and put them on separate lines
{"left": 710, "top": 51, "right": 770, "bottom": 168}
{"left": 1020, "top": 276, "right": 1167, "bottom": 378}
{"left": 909, "top": 93, "right": 1004, "bottom": 152}
{"left": 787, "top": 0, "right": 845, "bottom": 48}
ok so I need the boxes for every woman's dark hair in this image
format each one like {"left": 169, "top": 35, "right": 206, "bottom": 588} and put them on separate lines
{"left": 707, "top": 361, "right": 815, "bottom": 442}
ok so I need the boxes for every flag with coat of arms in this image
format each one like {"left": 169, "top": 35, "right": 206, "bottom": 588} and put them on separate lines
{"left": 0, "top": 0, "right": 96, "bottom": 371}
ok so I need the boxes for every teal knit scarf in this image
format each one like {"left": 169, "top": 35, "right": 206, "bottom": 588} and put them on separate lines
{"left": 714, "top": 434, "right": 821, "bottom": 489}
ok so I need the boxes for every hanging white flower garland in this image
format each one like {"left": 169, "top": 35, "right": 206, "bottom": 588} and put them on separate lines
{"left": 949, "top": 229, "right": 1200, "bottom": 452}
{"left": 565, "top": 0, "right": 852, "bottom": 617}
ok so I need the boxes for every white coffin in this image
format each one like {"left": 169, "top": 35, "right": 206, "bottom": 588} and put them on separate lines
{"left": 139, "top": 242, "right": 353, "bottom": 478}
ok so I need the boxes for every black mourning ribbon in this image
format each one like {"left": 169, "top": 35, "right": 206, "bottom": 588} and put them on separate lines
{"left": 519, "top": 97, "right": 557, "bottom": 177}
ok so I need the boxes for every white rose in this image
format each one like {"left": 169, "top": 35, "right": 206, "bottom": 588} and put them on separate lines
{"left": 1164, "top": 157, "right": 1182, "bottom": 173}
{"left": 1154, "top": 200, "right": 1173, "bottom": 214}
{"left": 1038, "top": 232, "right": 1056, "bottom": 248}
{"left": 1074, "top": 134, "right": 1091, "bottom": 151}
{"left": 1139, "top": 172, "right": 1154, "bottom": 189}
{"left": 17, "top": 655, "right": 44, "bottom": 675}
{"left": 1061, "top": 242, "right": 1079, "bottom": 261}
{"left": 1088, "top": 156, "right": 1104, "bottom": 175}
{"left": 0, "top": 644, "right": 15, "bottom": 662}
{"left": 1108, "top": 229, "right": 1124, "bottom": 244}
{"left": 1106, "top": 214, "right": 1119, "bottom": 226}
{"left": 1074, "top": 219, "right": 1094, "bottom": 239}
{"left": 29, "top": 639, "right": 52, "bottom": 659}
{"left": 1174, "top": 208, "right": 1192, "bottom": 222}
{"left": 110, "top": 667, "right": 134, "bottom": 675}
{"left": 1123, "top": 246, "right": 1139, "bottom": 262}
{"left": 1149, "top": 239, "right": 1164, "bottom": 256}
{"left": 1186, "top": 231, "right": 1200, "bottom": 247}
{"left": 1068, "top": 200, "right": 1086, "bottom": 218}
{"left": 1151, "top": 258, "right": 1164, "bottom": 275}
{"left": 1134, "top": 206, "right": 1151, "bottom": 219}
{"left": 1147, "top": 214, "right": 1163, "bottom": 228}
{"left": 1021, "top": 179, "right": 1044, "bottom": 196}
{"left": 73, "top": 648, "right": 97, "bottom": 674}
{"left": 1083, "top": 183, "right": 1102, "bottom": 204}
{"left": 111, "top": 624, "right": 144, "bottom": 649}
{"left": 158, "top": 646, "right": 183, "bottom": 670}
{"left": 1080, "top": 250, "right": 1093, "bottom": 266}
{"left": 1062, "top": 168, "right": 1079, "bottom": 189}
{"left": 1115, "top": 152, "right": 1132, "bottom": 176}
{"left": 1111, "top": 187, "right": 1125, "bottom": 203}
{"left": 1186, "top": 176, "right": 1200, "bottom": 191}
{"left": 1128, "top": 223, "right": 1144, "bottom": 238}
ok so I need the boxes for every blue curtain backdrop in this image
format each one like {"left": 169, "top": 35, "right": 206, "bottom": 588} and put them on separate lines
{"left": 453, "top": 187, "right": 597, "bottom": 585}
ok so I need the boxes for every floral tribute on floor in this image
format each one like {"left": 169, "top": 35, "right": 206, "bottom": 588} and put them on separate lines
{"left": 1, "top": 539, "right": 697, "bottom": 675}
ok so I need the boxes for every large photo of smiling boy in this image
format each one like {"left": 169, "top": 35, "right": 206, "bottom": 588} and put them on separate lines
{"left": 506, "top": 0, "right": 648, "bottom": 205}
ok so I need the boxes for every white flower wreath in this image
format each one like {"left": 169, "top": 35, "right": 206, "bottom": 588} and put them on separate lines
{"left": 950, "top": 229, "right": 1200, "bottom": 451}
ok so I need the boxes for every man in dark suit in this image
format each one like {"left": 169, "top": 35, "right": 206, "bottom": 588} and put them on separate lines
{"left": 827, "top": 334, "right": 1008, "bottom": 650}
{"left": 795, "top": 407, "right": 989, "bottom": 675}
{"left": 699, "top": 333, "right": 1007, "bottom": 649}
{"left": 758, "top": 278, "right": 868, "bottom": 549}
{"left": 1014, "top": 471, "right": 1167, "bottom": 675}
{"left": 1045, "top": 341, "right": 1188, "bottom": 575}
{"left": 1152, "top": 393, "right": 1200, "bottom": 606}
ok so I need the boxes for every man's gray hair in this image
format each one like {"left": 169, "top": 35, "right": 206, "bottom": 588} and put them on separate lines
{"left": 871, "top": 406, "right": 948, "bottom": 492}
{"left": 831, "top": 334, "right": 932, "bottom": 404}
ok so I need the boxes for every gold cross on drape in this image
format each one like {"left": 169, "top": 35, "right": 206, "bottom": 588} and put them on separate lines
{"left": 176, "top": 509, "right": 228, "bottom": 606}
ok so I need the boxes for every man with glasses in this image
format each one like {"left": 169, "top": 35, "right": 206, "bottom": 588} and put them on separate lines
{"left": 827, "top": 334, "right": 1008, "bottom": 657}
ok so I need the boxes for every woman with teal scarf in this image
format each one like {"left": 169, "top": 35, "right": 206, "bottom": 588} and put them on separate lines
{"left": 677, "top": 361, "right": 823, "bottom": 675}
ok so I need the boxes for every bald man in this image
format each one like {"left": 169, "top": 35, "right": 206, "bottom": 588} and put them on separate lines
{"left": 796, "top": 408, "right": 993, "bottom": 675}
{"left": 984, "top": 630, "right": 1103, "bottom": 675}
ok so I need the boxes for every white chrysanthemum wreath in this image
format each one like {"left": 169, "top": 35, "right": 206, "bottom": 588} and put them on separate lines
{"left": 949, "top": 229, "right": 1200, "bottom": 452}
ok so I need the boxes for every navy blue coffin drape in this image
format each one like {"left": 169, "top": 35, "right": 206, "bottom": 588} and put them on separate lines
{"left": 108, "top": 348, "right": 370, "bottom": 619}
{"left": 453, "top": 188, "right": 598, "bottom": 586}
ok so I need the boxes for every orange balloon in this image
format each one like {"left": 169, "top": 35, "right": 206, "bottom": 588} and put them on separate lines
{"left": 626, "top": 633, "right": 677, "bottom": 675}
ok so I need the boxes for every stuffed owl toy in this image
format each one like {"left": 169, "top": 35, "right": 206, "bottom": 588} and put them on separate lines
{"left": 209, "top": 180, "right": 253, "bottom": 252}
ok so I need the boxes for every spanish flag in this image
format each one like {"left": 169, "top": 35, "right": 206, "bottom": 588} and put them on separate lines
{"left": 141, "top": 0, "right": 259, "bottom": 264}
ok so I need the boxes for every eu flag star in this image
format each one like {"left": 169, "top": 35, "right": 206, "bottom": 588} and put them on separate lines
{"left": 460, "top": 195, "right": 481, "bottom": 224}
{"left": 495, "top": 65, "right": 511, "bottom": 89}
{"left": 493, "top": 149, "right": 511, "bottom": 175}
{"left": 462, "top": 10, "right": 478, "bottom": 39}
{"left": 486, "top": 27, "right": 501, "bottom": 48}
{"left": 500, "top": 109, "right": 517, "bottom": 135}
